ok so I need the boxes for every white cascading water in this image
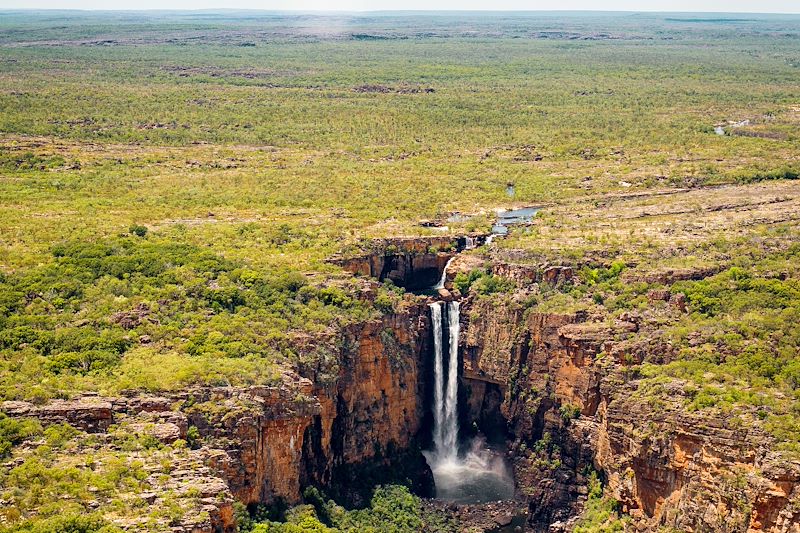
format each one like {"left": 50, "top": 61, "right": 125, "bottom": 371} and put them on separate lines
{"left": 427, "top": 300, "right": 459, "bottom": 461}
{"left": 434, "top": 256, "right": 457, "bottom": 290}
{"left": 441, "top": 300, "right": 460, "bottom": 458}
{"left": 430, "top": 302, "right": 445, "bottom": 453}
{"left": 425, "top": 300, "right": 514, "bottom": 504}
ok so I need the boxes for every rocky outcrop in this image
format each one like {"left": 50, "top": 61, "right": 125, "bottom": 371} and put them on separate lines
{"left": 327, "top": 236, "right": 475, "bottom": 289}
{"left": 490, "top": 263, "right": 575, "bottom": 288}
{"left": 460, "top": 279, "right": 800, "bottom": 532}
{"left": 2, "top": 396, "right": 113, "bottom": 432}
{"left": 622, "top": 265, "right": 721, "bottom": 285}
{"left": 300, "top": 302, "right": 434, "bottom": 505}
{"left": 1, "top": 296, "right": 436, "bottom": 527}
{"left": 137, "top": 300, "right": 435, "bottom": 509}
{"left": 592, "top": 388, "right": 800, "bottom": 533}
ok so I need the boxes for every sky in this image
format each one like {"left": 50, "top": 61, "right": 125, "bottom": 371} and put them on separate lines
{"left": 2, "top": 0, "right": 799, "bottom": 13}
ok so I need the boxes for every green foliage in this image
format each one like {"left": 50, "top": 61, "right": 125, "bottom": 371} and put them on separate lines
{"left": 334, "top": 485, "right": 423, "bottom": 532}
{"left": 0, "top": 513, "right": 121, "bottom": 533}
{"left": 453, "top": 269, "right": 514, "bottom": 296}
{"left": 638, "top": 247, "right": 800, "bottom": 452}
{"left": 128, "top": 224, "right": 148, "bottom": 238}
{"left": 186, "top": 426, "right": 201, "bottom": 449}
{"left": 0, "top": 235, "right": 377, "bottom": 401}
{"left": 0, "top": 415, "right": 42, "bottom": 458}
{"left": 453, "top": 269, "right": 485, "bottom": 294}
{"left": 302, "top": 486, "right": 332, "bottom": 526}
{"left": 43, "top": 423, "right": 79, "bottom": 448}
{"left": 581, "top": 262, "right": 625, "bottom": 287}
{"left": 252, "top": 485, "right": 454, "bottom": 533}
{"left": 559, "top": 403, "right": 582, "bottom": 422}
{"left": 573, "top": 471, "right": 626, "bottom": 533}
{"left": 0, "top": 421, "right": 209, "bottom": 532}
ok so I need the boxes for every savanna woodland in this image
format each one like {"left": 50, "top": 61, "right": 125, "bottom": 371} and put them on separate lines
{"left": 1, "top": 9, "right": 799, "bottom": 533}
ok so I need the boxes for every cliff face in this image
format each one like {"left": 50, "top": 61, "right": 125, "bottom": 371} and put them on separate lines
{"left": 182, "top": 299, "right": 435, "bottom": 510}
{"left": 326, "top": 236, "right": 476, "bottom": 290}
{"left": 2, "top": 299, "right": 434, "bottom": 530}
{"left": 461, "top": 291, "right": 800, "bottom": 532}
{"left": 8, "top": 251, "right": 800, "bottom": 532}
{"left": 302, "top": 304, "right": 434, "bottom": 505}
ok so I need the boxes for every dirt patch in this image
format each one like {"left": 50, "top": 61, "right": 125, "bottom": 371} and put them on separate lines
{"left": 353, "top": 84, "right": 435, "bottom": 94}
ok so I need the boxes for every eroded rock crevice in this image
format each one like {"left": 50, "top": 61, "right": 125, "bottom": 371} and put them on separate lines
{"left": 327, "top": 235, "right": 484, "bottom": 290}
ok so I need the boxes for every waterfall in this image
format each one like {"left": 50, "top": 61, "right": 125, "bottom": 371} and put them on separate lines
{"left": 465, "top": 236, "right": 475, "bottom": 249}
{"left": 434, "top": 256, "right": 457, "bottom": 290}
{"left": 430, "top": 302, "right": 445, "bottom": 453}
{"left": 429, "top": 300, "right": 460, "bottom": 463}
{"left": 442, "top": 301, "right": 460, "bottom": 460}
{"left": 426, "top": 300, "right": 514, "bottom": 503}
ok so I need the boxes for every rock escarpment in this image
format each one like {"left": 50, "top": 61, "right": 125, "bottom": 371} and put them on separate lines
{"left": 460, "top": 268, "right": 800, "bottom": 532}
{"left": 327, "top": 236, "right": 482, "bottom": 290}
{"left": 2, "top": 298, "right": 435, "bottom": 531}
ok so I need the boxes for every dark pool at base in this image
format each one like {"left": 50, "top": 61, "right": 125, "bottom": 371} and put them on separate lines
{"left": 432, "top": 465, "right": 515, "bottom": 504}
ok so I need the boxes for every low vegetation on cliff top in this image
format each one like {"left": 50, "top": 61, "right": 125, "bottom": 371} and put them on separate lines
{"left": 0, "top": 232, "right": 401, "bottom": 402}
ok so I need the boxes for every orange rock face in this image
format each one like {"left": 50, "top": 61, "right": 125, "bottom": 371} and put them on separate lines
{"left": 189, "top": 302, "right": 432, "bottom": 507}
{"left": 461, "top": 292, "right": 800, "bottom": 532}
{"left": 326, "top": 236, "right": 464, "bottom": 289}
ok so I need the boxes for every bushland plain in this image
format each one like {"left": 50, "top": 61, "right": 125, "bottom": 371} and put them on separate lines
{"left": 0, "top": 10, "right": 799, "bottom": 533}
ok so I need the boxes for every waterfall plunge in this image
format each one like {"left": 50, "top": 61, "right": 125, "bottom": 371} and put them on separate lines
{"left": 425, "top": 301, "right": 515, "bottom": 504}
{"left": 430, "top": 302, "right": 445, "bottom": 455}
{"left": 428, "top": 301, "right": 459, "bottom": 463}
{"left": 434, "top": 257, "right": 457, "bottom": 290}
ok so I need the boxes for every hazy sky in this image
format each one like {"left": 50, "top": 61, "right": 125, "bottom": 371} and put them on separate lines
{"left": 3, "top": 0, "right": 799, "bottom": 13}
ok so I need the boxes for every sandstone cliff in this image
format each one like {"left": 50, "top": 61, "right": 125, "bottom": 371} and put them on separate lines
{"left": 461, "top": 282, "right": 800, "bottom": 532}
{"left": 1, "top": 297, "right": 435, "bottom": 531}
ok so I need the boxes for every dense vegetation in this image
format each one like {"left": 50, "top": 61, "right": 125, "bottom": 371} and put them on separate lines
{"left": 0, "top": 232, "right": 387, "bottom": 402}
{"left": 236, "top": 485, "right": 455, "bottom": 533}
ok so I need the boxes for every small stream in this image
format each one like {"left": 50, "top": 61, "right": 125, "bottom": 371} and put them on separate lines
{"left": 714, "top": 119, "right": 750, "bottom": 136}
{"left": 491, "top": 206, "right": 540, "bottom": 235}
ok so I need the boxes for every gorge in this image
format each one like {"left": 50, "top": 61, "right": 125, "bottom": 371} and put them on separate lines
{"left": 7, "top": 215, "right": 799, "bottom": 532}
{"left": 3, "top": 181, "right": 800, "bottom": 533}
{"left": 3, "top": 11, "right": 800, "bottom": 533}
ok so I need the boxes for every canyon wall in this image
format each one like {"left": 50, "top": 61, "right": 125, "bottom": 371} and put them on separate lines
{"left": 327, "top": 236, "right": 476, "bottom": 290}
{"left": 2, "top": 297, "right": 435, "bottom": 531}
{"left": 461, "top": 286, "right": 800, "bottom": 532}
{"left": 182, "top": 298, "right": 436, "bottom": 511}
{"left": 8, "top": 243, "right": 800, "bottom": 532}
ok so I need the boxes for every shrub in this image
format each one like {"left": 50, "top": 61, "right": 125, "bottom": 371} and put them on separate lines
{"left": 1, "top": 513, "right": 121, "bottom": 533}
{"left": 128, "top": 224, "right": 148, "bottom": 238}
{"left": 559, "top": 403, "right": 582, "bottom": 422}
{"left": 0, "top": 414, "right": 42, "bottom": 458}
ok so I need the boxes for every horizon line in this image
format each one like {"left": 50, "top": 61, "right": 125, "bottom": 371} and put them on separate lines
{"left": 3, "top": 8, "right": 800, "bottom": 15}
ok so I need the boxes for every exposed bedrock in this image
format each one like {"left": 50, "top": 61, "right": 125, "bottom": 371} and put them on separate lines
{"left": 187, "top": 300, "right": 436, "bottom": 509}
{"left": 460, "top": 275, "right": 800, "bottom": 533}
{"left": 7, "top": 256, "right": 800, "bottom": 532}
{"left": 327, "top": 235, "right": 482, "bottom": 290}
{"left": 2, "top": 298, "right": 436, "bottom": 531}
